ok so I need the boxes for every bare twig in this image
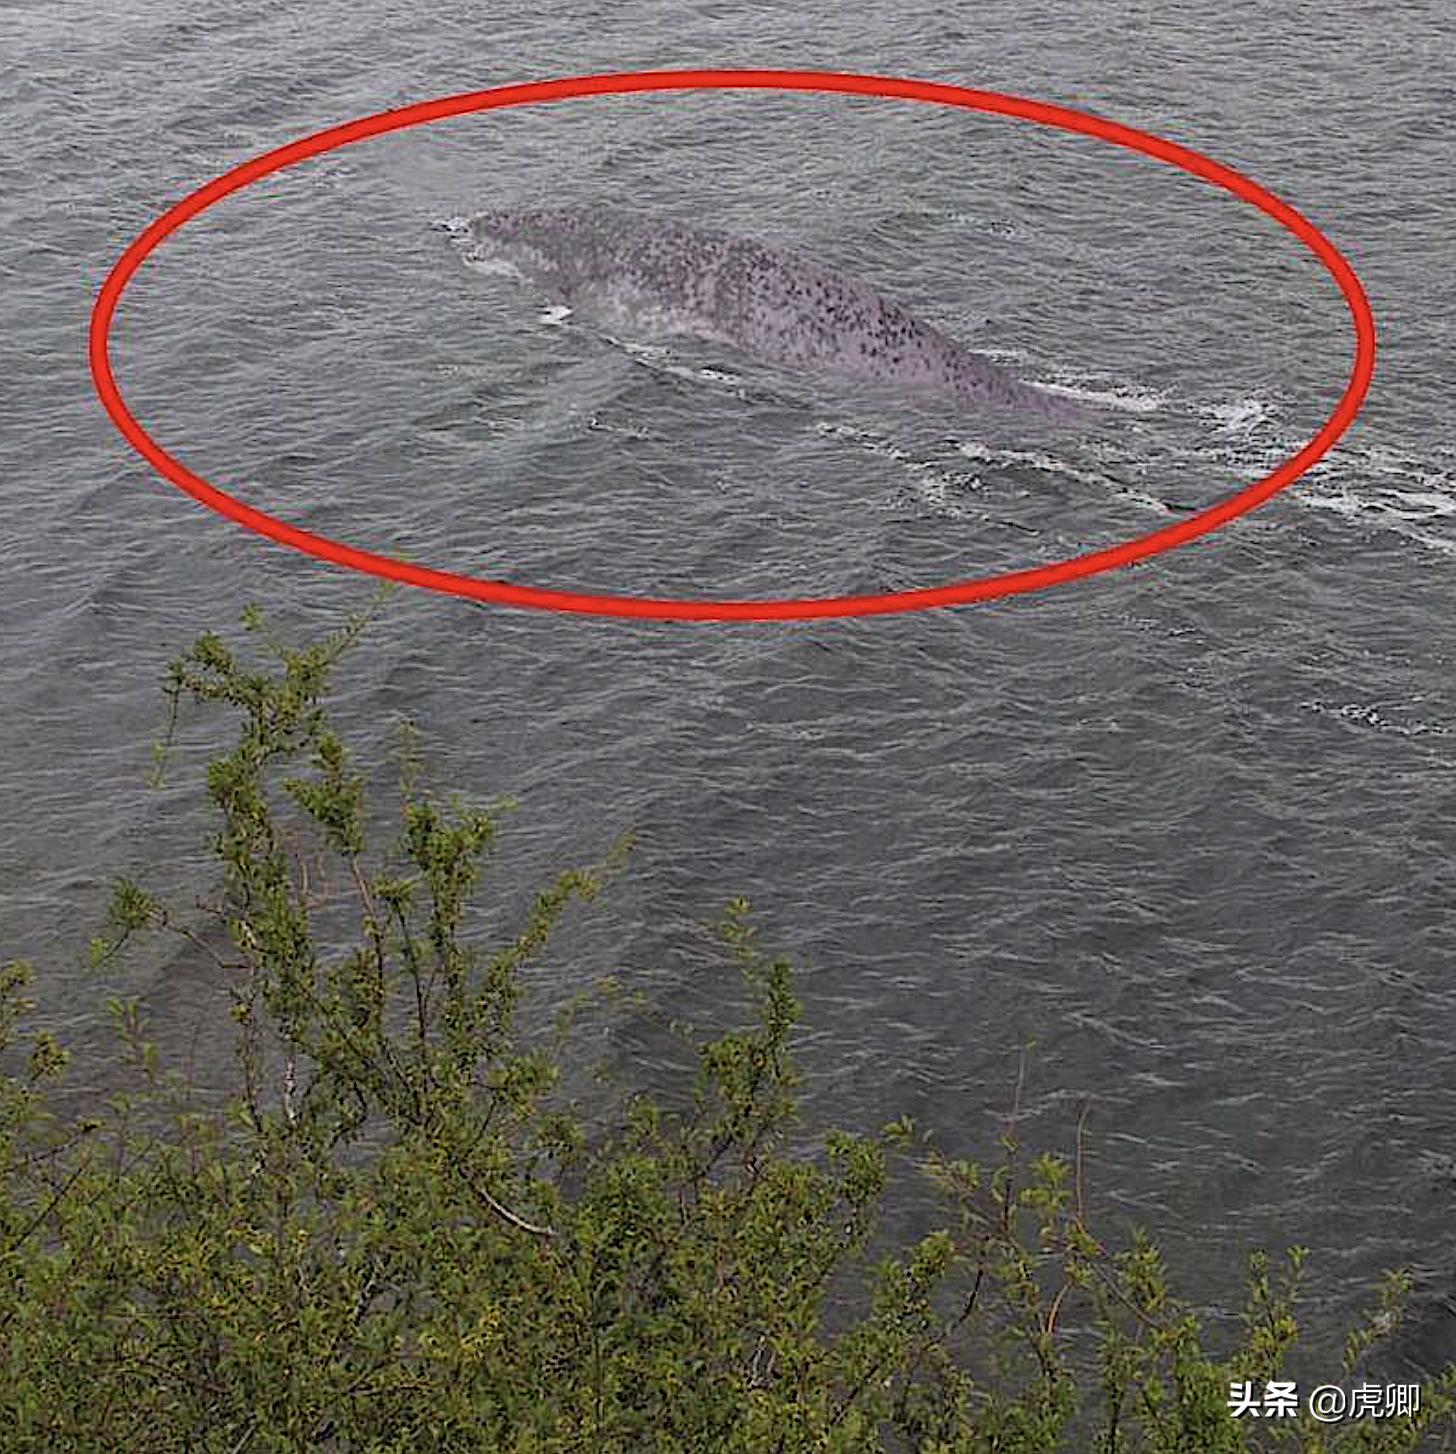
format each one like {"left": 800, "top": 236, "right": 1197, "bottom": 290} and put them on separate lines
{"left": 3, "top": 1152, "right": 92, "bottom": 1254}
{"left": 1074, "top": 1099, "right": 1091, "bottom": 1226}
{"left": 453, "top": 1160, "right": 556, "bottom": 1239}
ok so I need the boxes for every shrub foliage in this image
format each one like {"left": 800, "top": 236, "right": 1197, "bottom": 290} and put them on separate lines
{"left": 1, "top": 607, "right": 1451, "bottom": 1451}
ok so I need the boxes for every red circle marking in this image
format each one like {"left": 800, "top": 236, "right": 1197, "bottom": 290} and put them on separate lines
{"left": 89, "top": 69, "right": 1375, "bottom": 621}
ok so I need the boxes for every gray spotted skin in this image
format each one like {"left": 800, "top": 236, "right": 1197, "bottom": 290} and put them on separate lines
{"left": 451, "top": 206, "right": 1079, "bottom": 423}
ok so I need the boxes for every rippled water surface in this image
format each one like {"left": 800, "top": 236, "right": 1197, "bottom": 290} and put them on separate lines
{"left": 5, "top": 0, "right": 1455, "bottom": 1371}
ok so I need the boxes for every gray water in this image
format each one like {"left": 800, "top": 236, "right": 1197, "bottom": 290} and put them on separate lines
{"left": 5, "top": 0, "right": 1456, "bottom": 1379}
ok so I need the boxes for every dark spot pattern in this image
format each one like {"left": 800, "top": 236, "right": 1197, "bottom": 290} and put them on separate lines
{"left": 462, "top": 205, "right": 1073, "bottom": 420}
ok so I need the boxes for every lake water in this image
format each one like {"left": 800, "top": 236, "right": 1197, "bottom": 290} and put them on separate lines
{"left": 5, "top": 0, "right": 1455, "bottom": 1378}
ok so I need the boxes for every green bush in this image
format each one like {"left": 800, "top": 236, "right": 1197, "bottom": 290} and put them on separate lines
{"left": 1, "top": 605, "right": 1451, "bottom": 1451}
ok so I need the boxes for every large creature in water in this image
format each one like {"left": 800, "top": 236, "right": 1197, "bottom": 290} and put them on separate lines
{"left": 441, "top": 206, "right": 1084, "bottom": 426}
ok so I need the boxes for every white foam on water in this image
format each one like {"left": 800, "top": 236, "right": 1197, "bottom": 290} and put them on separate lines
{"left": 1045, "top": 371, "right": 1169, "bottom": 414}
{"left": 613, "top": 339, "right": 749, "bottom": 395}
{"left": 1290, "top": 439, "right": 1456, "bottom": 555}
{"left": 1298, "top": 697, "right": 1454, "bottom": 740}
{"left": 1200, "top": 395, "right": 1278, "bottom": 434}
{"left": 1062, "top": 374, "right": 1456, "bottom": 557}
{"left": 460, "top": 253, "right": 527, "bottom": 282}
{"left": 815, "top": 421, "right": 981, "bottom": 512}
{"left": 955, "top": 437, "right": 1173, "bottom": 515}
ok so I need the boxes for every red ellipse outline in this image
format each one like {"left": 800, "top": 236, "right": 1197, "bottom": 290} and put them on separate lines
{"left": 89, "top": 68, "right": 1375, "bottom": 621}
